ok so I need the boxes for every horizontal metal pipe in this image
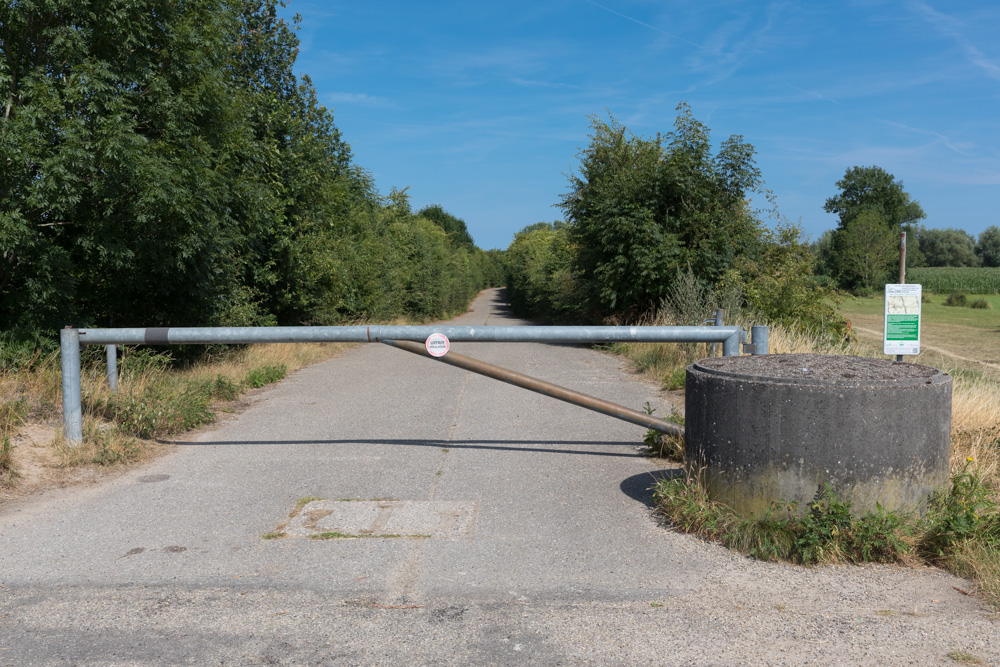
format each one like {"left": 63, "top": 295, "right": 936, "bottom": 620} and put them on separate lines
{"left": 380, "top": 339, "right": 684, "bottom": 437}
{"left": 74, "top": 324, "right": 743, "bottom": 347}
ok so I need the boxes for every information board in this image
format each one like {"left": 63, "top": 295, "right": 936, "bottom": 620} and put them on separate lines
{"left": 884, "top": 284, "right": 921, "bottom": 356}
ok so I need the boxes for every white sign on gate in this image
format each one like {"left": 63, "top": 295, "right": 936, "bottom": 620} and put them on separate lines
{"left": 425, "top": 333, "right": 450, "bottom": 357}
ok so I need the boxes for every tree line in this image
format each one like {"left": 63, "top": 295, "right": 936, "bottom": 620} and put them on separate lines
{"left": 504, "top": 104, "right": 844, "bottom": 337}
{"left": 504, "top": 107, "right": 999, "bottom": 329}
{"left": 814, "top": 166, "right": 999, "bottom": 293}
{"left": 0, "top": 0, "right": 501, "bottom": 347}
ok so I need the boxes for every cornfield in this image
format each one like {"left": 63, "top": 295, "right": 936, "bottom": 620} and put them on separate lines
{"left": 907, "top": 267, "right": 1000, "bottom": 294}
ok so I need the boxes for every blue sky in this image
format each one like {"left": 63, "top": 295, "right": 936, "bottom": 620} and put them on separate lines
{"left": 280, "top": 1, "right": 999, "bottom": 250}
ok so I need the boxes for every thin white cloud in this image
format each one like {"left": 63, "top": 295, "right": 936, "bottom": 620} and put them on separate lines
{"left": 579, "top": 0, "right": 702, "bottom": 49}
{"left": 783, "top": 83, "right": 839, "bottom": 105}
{"left": 880, "top": 119, "right": 975, "bottom": 156}
{"left": 909, "top": 1, "right": 1000, "bottom": 81}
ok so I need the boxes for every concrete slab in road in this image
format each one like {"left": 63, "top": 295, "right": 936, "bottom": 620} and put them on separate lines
{"left": 0, "top": 289, "right": 997, "bottom": 665}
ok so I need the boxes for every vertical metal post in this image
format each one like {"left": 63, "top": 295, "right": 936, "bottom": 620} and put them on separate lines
{"left": 106, "top": 344, "right": 118, "bottom": 394}
{"left": 722, "top": 331, "right": 740, "bottom": 357}
{"left": 709, "top": 308, "right": 724, "bottom": 356}
{"left": 60, "top": 328, "right": 84, "bottom": 444}
{"left": 897, "top": 231, "right": 906, "bottom": 362}
{"left": 750, "top": 326, "right": 769, "bottom": 355}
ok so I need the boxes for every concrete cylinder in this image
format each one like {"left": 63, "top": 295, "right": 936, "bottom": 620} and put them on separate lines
{"left": 685, "top": 354, "right": 952, "bottom": 517}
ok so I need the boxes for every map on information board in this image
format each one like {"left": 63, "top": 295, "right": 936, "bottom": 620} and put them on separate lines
{"left": 884, "top": 284, "right": 921, "bottom": 356}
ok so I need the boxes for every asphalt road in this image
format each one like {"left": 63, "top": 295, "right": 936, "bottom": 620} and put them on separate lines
{"left": 1, "top": 289, "right": 997, "bottom": 666}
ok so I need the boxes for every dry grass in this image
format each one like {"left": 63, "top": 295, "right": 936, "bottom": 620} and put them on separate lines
{"left": 0, "top": 342, "right": 352, "bottom": 495}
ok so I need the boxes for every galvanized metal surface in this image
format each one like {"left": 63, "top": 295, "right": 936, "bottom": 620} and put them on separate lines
{"left": 60, "top": 328, "right": 83, "bottom": 443}
{"left": 380, "top": 339, "right": 684, "bottom": 437}
{"left": 74, "top": 324, "right": 743, "bottom": 346}
{"left": 106, "top": 345, "right": 118, "bottom": 394}
{"left": 743, "top": 325, "right": 769, "bottom": 355}
{"left": 61, "top": 321, "right": 766, "bottom": 445}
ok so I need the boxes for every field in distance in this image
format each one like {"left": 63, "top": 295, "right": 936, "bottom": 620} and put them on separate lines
{"left": 838, "top": 292, "right": 1000, "bottom": 381}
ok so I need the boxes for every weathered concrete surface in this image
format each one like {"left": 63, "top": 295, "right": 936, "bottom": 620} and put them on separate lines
{"left": 0, "top": 290, "right": 997, "bottom": 666}
{"left": 686, "top": 354, "right": 953, "bottom": 517}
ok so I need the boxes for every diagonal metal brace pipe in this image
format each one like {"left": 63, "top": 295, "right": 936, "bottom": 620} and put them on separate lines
{"left": 381, "top": 339, "right": 684, "bottom": 437}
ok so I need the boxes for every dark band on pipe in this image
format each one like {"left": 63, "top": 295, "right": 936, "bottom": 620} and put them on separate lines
{"left": 144, "top": 328, "right": 171, "bottom": 345}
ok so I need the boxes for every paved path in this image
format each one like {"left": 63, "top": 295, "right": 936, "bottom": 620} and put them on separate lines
{"left": 1, "top": 290, "right": 997, "bottom": 665}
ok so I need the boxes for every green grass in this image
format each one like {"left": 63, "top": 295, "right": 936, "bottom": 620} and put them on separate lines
{"left": 654, "top": 462, "right": 997, "bottom": 570}
{"left": 840, "top": 293, "right": 1000, "bottom": 329}
{"left": 295, "top": 496, "right": 323, "bottom": 510}
{"left": 947, "top": 649, "right": 985, "bottom": 665}
{"left": 243, "top": 364, "right": 287, "bottom": 388}
{"left": 643, "top": 404, "right": 686, "bottom": 461}
{"left": 1, "top": 436, "right": 17, "bottom": 484}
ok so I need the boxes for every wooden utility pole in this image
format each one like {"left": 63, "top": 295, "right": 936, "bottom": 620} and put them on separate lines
{"left": 897, "top": 232, "right": 906, "bottom": 361}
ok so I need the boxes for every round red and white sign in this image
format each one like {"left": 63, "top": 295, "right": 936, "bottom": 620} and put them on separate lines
{"left": 425, "top": 333, "right": 450, "bottom": 357}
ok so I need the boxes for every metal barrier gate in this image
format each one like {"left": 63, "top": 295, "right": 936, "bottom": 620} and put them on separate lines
{"left": 60, "top": 322, "right": 769, "bottom": 444}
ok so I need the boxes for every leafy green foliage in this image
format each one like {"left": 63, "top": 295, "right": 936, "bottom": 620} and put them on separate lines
{"left": 418, "top": 205, "right": 476, "bottom": 249}
{"left": 918, "top": 227, "right": 981, "bottom": 268}
{"left": 977, "top": 226, "right": 1000, "bottom": 267}
{"left": 824, "top": 166, "right": 925, "bottom": 230}
{"left": 656, "top": 463, "right": 998, "bottom": 571}
{"left": 836, "top": 210, "right": 898, "bottom": 292}
{"left": 244, "top": 364, "right": 286, "bottom": 388}
{"left": 1, "top": 0, "right": 497, "bottom": 347}
{"left": 945, "top": 293, "right": 968, "bottom": 307}
{"left": 823, "top": 166, "right": 924, "bottom": 291}
{"left": 642, "top": 403, "right": 685, "bottom": 460}
{"left": 503, "top": 222, "right": 583, "bottom": 322}
{"left": 921, "top": 462, "right": 1000, "bottom": 559}
{"left": 0, "top": 435, "right": 16, "bottom": 483}
{"left": 793, "top": 486, "right": 853, "bottom": 563}
{"left": 719, "top": 222, "right": 846, "bottom": 337}
{"left": 558, "top": 105, "right": 769, "bottom": 318}
{"left": 505, "top": 107, "right": 840, "bottom": 338}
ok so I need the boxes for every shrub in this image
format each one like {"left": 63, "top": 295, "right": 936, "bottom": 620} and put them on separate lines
{"left": 944, "top": 293, "right": 967, "bottom": 307}
{"left": 968, "top": 299, "right": 991, "bottom": 310}
{"left": 920, "top": 462, "right": 999, "bottom": 560}
{"left": 1, "top": 436, "right": 17, "bottom": 484}
{"left": 244, "top": 365, "right": 287, "bottom": 388}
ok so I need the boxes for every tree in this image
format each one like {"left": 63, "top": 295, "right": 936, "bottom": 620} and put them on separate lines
{"left": 918, "top": 228, "right": 980, "bottom": 267}
{"left": 823, "top": 166, "right": 924, "bottom": 290}
{"left": 976, "top": 226, "right": 1000, "bottom": 267}
{"left": 417, "top": 205, "right": 476, "bottom": 249}
{"left": 810, "top": 229, "right": 836, "bottom": 278}
{"left": 824, "top": 166, "right": 925, "bottom": 229}
{"left": 0, "top": 0, "right": 493, "bottom": 339}
{"left": 838, "top": 211, "right": 898, "bottom": 292}
{"left": 558, "top": 104, "right": 767, "bottom": 318}
{"left": 0, "top": 0, "right": 247, "bottom": 331}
